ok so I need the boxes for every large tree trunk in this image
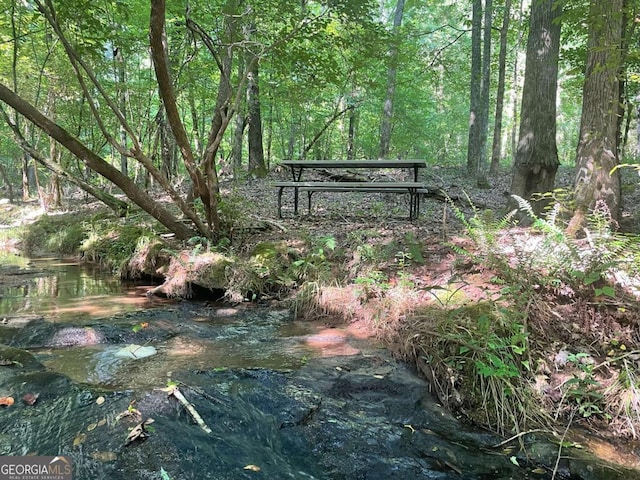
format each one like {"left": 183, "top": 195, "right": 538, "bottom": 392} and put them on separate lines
{"left": 466, "top": 0, "right": 483, "bottom": 175}
{"left": 509, "top": 0, "right": 562, "bottom": 216}
{"left": 476, "top": 0, "right": 492, "bottom": 187}
{"left": 510, "top": 0, "right": 525, "bottom": 165}
{"left": 245, "top": 22, "right": 267, "bottom": 177}
{"left": 569, "top": 0, "right": 624, "bottom": 232}
{"left": 0, "top": 82, "right": 194, "bottom": 238}
{"left": 489, "top": 0, "right": 512, "bottom": 175}
{"left": 378, "top": 0, "right": 405, "bottom": 159}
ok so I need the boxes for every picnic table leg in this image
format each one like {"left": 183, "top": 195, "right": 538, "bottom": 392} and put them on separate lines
{"left": 289, "top": 165, "right": 303, "bottom": 182}
{"left": 307, "top": 191, "right": 313, "bottom": 214}
{"left": 409, "top": 191, "right": 415, "bottom": 220}
{"left": 294, "top": 187, "right": 299, "bottom": 215}
{"left": 409, "top": 189, "right": 419, "bottom": 220}
{"left": 278, "top": 186, "right": 284, "bottom": 218}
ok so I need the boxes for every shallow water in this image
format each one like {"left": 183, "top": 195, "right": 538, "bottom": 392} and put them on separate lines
{"left": 0, "top": 259, "right": 638, "bottom": 480}
{"left": 0, "top": 257, "right": 170, "bottom": 320}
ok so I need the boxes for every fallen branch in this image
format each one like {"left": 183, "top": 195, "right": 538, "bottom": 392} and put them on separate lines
{"left": 167, "top": 386, "right": 212, "bottom": 434}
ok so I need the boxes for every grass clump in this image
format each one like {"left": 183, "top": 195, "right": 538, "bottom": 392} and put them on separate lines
{"left": 80, "top": 219, "right": 159, "bottom": 276}
{"left": 227, "top": 235, "right": 340, "bottom": 303}
{"left": 21, "top": 213, "right": 88, "bottom": 255}
{"left": 398, "top": 302, "right": 548, "bottom": 435}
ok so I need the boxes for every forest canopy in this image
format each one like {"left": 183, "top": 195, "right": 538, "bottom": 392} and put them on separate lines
{"left": 0, "top": 0, "right": 637, "bottom": 238}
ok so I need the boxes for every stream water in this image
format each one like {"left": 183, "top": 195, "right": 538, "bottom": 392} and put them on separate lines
{"left": 0, "top": 259, "right": 639, "bottom": 479}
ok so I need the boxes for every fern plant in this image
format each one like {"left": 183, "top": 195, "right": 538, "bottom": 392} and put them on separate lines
{"left": 453, "top": 194, "right": 640, "bottom": 301}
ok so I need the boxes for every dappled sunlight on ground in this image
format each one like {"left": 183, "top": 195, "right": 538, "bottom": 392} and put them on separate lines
{"left": 305, "top": 328, "right": 360, "bottom": 357}
{"left": 570, "top": 430, "right": 640, "bottom": 470}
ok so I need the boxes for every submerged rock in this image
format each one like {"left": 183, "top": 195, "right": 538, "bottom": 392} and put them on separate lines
{"left": 114, "top": 344, "right": 157, "bottom": 359}
{"left": 49, "top": 327, "right": 105, "bottom": 347}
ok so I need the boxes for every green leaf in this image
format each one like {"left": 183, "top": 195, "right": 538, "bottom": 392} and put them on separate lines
{"left": 160, "top": 467, "right": 173, "bottom": 480}
{"left": 595, "top": 286, "right": 615, "bottom": 298}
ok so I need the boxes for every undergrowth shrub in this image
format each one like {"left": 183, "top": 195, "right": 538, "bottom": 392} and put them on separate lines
{"left": 401, "top": 302, "right": 548, "bottom": 435}
{"left": 449, "top": 195, "right": 640, "bottom": 302}
{"left": 227, "top": 235, "right": 339, "bottom": 303}
{"left": 438, "top": 194, "right": 640, "bottom": 434}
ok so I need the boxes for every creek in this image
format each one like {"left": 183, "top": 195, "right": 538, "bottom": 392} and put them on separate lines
{"left": 0, "top": 258, "right": 638, "bottom": 480}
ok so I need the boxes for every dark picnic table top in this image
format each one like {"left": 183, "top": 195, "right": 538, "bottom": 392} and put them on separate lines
{"left": 274, "top": 181, "right": 425, "bottom": 189}
{"left": 280, "top": 160, "right": 427, "bottom": 169}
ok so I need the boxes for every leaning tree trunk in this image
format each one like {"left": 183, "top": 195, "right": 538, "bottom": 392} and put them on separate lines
{"left": 569, "top": 0, "right": 624, "bottom": 233}
{"left": 509, "top": 0, "right": 562, "bottom": 216}
{"left": 150, "top": 0, "right": 215, "bottom": 234}
{"left": 0, "top": 82, "right": 194, "bottom": 238}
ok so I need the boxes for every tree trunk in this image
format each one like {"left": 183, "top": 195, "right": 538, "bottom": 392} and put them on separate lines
{"left": 476, "top": 0, "right": 492, "bottom": 186}
{"left": 347, "top": 104, "right": 356, "bottom": 160}
{"left": 509, "top": 0, "right": 562, "bottom": 217}
{"left": 0, "top": 82, "right": 193, "bottom": 237}
{"left": 510, "top": 0, "right": 525, "bottom": 164}
{"left": 287, "top": 113, "right": 296, "bottom": 159}
{"left": 116, "top": 48, "right": 128, "bottom": 176}
{"left": 378, "top": 0, "right": 405, "bottom": 159}
{"left": 489, "top": 0, "right": 512, "bottom": 174}
{"left": 466, "top": 0, "right": 483, "bottom": 175}
{"left": 0, "top": 164, "right": 14, "bottom": 202}
{"left": 150, "top": 0, "right": 214, "bottom": 233}
{"left": 569, "top": 0, "right": 624, "bottom": 232}
{"left": 245, "top": 22, "right": 267, "bottom": 177}
{"left": 49, "top": 135, "right": 62, "bottom": 208}
{"left": 232, "top": 110, "right": 246, "bottom": 177}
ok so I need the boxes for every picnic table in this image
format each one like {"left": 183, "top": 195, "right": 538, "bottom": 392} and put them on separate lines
{"left": 275, "top": 160, "right": 427, "bottom": 219}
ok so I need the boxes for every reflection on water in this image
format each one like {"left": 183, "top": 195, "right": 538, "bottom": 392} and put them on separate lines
{"left": 35, "top": 321, "right": 368, "bottom": 391}
{"left": 0, "top": 258, "right": 170, "bottom": 320}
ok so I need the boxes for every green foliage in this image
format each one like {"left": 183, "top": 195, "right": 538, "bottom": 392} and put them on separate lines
{"left": 354, "top": 270, "right": 390, "bottom": 298}
{"left": 424, "top": 302, "right": 539, "bottom": 434}
{"left": 447, "top": 305, "right": 528, "bottom": 381}
{"left": 451, "top": 195, "right": 640, "bottom": 302}
{"left": 290, "top": 235, "right": 337, "bottom": 281}
{"left": 80, "top": 220, "right": 157, "bottom": 275}
{"left": 441, "top": 194, "right": 640, "bottom": 430}
{"left": 563, "top": 352, "right": 606, "bottom": 418}
{"left": 21, "top": 214, "right": 88, "bottom": 255}
{"left": 226, "top": 235, "right": 338, "bottom": 301}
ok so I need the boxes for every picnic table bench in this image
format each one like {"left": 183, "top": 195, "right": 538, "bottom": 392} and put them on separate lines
{"left": 274, "top": 160, "right": 427, "bottom": 219}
